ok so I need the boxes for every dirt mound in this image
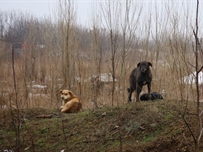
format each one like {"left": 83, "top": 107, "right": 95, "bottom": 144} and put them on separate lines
{"left": 0, "top": 100, "right": 203, "bottom": 152}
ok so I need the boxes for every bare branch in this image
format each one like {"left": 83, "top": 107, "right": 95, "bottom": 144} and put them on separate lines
{"left": 199, "top": 109, "right": 203, "bottom": 117}
{"left": 181, "top": 115, "right": 197, "bottom": 144}
{"left": 197, "top": 65, "right": 203, "bottom": 74}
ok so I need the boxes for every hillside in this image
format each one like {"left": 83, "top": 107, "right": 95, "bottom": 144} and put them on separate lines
{"left": 0, "top": 100, "right": 203, "bottom": 152}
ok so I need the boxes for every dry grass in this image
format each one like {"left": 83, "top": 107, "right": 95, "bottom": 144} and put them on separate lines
{"left": 0, "top": 44, "right": 201, "bottom": 110}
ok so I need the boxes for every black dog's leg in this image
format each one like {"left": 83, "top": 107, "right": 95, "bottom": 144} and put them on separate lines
{"left": 136, "top": 85, "right": 142, "bottom": 102}
{"left": 128, "top": 87, "right": 134, "bottom": 103}
{"left": 147, "top": 83, "right": 151, "bottom": 100}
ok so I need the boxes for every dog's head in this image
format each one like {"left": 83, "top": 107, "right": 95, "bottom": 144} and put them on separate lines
{"left": 60, "top": 90, "right": 74, "bottom": 100}
{"left": 137, "top": 61, "right": 152, "bottom": 73}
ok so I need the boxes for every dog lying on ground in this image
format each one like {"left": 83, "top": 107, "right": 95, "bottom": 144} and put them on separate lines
{"left": 60, "top": 90, "right": 82, "bottom": 113}
{"left": 128, "top": 61, "right": 152, "bottom": 102}
{"left": 140, "top": 92, "right": 163, "bottom": 101}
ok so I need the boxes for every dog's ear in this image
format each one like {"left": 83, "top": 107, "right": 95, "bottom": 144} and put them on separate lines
{"left": 59, "top": 90, "right": 63, "bottom": 94}
{"left": 137, "top": 62, "right": 141, "bottom": 67}
{"left": 68, "top": 91, "right": 74, "bottom": 97}
{"left": 148, "top": 62, "right": 152, "bottom": 67}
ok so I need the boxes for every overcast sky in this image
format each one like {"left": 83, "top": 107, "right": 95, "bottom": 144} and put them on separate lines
{"left": 0, "top": 0, "right": 202, "bottom": 34}
{"left": 0, "top": 0, "right": 57, "bottom": 17}
{"left": 0, "top": 0, "right": 91, "bottom": 26}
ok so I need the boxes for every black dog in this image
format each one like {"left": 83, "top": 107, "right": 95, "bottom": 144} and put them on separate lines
{"left": 140, "top": 92, "right": 163, "bottom": 101}
{"left": 128, "top": 61, "right": 152, "bottom": 102}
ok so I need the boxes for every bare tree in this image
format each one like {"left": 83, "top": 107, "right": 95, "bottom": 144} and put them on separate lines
{"left": 58, "top": 0, "right": 76, "bottom": 89}
{"left": 100, "top": 0, "right": 120, "bottom": 106}
{"left": 119, "top": 0, "right": 142, "bottom": 103}
{"left": 192, "top": 0, "right": 203, "bottom": 151}
{"left": 163, "top": 1, "right": 203, "bottom": 151}
{"left": 89, "top": 4, "right": 103, "bottom": 108}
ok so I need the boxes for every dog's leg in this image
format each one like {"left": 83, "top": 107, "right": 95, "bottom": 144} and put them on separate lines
{"left": 147, "top": 83, "right": 151, "bottom": 100}
{"left": 128, "top": 87, "right": 134, "bottom": 103}
{"left": 61, "top": 106, "right": 69, "bottom": 113}
{"left": 136, "top": 85, "right": 142, "bottom": 102}
{"left": 61, "top": 102, "right": 73, "bottom": 113}
{"left": 60, "top": 100, "right": 65, "bottom": 111}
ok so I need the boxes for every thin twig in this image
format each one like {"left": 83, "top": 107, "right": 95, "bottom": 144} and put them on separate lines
{"left": 12, "top": 45, "right": 21, "bottom": 152}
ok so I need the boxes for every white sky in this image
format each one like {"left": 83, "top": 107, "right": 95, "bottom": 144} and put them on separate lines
{"left": 0, "top": 0, "right": 91, "bottom": 26}
{"left": 0, "top": 0, "right": 202, "bottom": 35}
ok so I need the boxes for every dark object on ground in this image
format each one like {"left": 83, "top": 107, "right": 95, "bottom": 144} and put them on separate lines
{"left": 140, "top": 92, "right": 164, "bottom": 101}
{"left": 128, "top": 61, "right": 152, "bottom": 102}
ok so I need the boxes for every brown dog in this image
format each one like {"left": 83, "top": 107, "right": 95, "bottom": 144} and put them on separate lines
{"left": 60, "top": 90, "right": 82, "bottom": 113}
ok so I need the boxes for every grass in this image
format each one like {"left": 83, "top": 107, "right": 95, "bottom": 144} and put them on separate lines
{"left": 0, "top": 100, "right": 203, "bottom": 152}
{"left": 164, "top": 112, "right": 174, "bottom": 121}
{"left": 141, "top": 128, "right": 161, "bottom": 143}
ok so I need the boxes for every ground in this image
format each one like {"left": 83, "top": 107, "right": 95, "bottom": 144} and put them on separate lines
{"left": 0, "top": 100, "right": 203, "bottom": 152}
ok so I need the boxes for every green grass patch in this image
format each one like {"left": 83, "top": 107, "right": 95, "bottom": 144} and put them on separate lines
{"left": 141, "top": 128, "right": 161, "bottom": 143}
{"left": 164, "top": 112, "right": 174, "bottom": 121}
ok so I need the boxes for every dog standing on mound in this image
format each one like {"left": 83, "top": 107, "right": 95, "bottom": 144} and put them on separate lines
{"left": 128, "top": 61, "right": 152, "bottom": 102}
{"left": 60, "top": 90, "right": 82, "bottom": 113}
